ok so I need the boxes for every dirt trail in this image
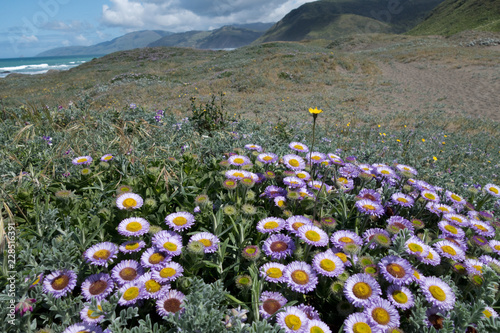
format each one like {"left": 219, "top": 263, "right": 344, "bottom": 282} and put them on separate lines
{"left": 372, "top": 60, "right": 500, "bottom": 121}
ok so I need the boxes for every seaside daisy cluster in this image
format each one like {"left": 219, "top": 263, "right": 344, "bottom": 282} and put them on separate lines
{"left": 2, "top": 104, "right": 500, "bottom": 333}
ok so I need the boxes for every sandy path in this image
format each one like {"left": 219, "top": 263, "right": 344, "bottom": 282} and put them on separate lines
{"left": 373, "top": 61, "right": 500, "bottom": 122}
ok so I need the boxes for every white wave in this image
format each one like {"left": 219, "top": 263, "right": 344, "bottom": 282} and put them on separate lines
{"left": 0, "top": 63, "right": 49, "bottom": 71}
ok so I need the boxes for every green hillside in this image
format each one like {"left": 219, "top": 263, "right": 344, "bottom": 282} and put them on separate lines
{"left": 256, "top": 0, "right": 443, "bottom": 43}
{"left": 409, "top": 0, "right": 500, "bottom": 36}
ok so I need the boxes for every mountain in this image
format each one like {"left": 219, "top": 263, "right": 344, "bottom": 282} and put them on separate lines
{"left": 255, "top": 0, "right": 444, "bottom": 43}
{"left": 37, "top": 30, "right": 172, "bottom": 57}
{"left": 408, "top": 0, "right": 500, "bottom": 36}
{"left": 149, "top": 25, "right": 269, "bottom": 49}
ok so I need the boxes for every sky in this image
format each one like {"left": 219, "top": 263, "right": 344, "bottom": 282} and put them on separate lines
{"left": 0, "top": 0, "right": 318, "bottom": 58}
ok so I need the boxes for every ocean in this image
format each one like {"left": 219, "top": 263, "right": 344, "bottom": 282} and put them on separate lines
{"left": 0, "top": 55, "right": 103, "bottom": 78}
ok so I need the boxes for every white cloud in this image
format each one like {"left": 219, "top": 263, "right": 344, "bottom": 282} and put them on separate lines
{"left": 75, "top": 34, "right": 91, "bottom": 45}
{"left": 101, "top": 0, "right": 318, "bottom": 31}
{"left": 21, "top": 35, "right": 39, "bottom": 43}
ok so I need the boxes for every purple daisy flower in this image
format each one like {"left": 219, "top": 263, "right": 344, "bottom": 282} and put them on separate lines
{"left": 283, "top": 176, "right": 306, "bottom": 188}
{"left": 118, "top": 217, "right": 150, "bottom": 237}
{"left": 298, "top": 225, "right": 329, "bottom": 247}
{"left": 339, "top": 163, "right": 361, "bottom": 179}
{"left": 438, "top": 220, "right": 465, "bottom": 238}
{"left": 111, "top": 260, "right": 144, "bottom": 286}
{"left": 43, "top": 269, "right": 77, "bottom": 298}
{"left": 395, "top": 164, "right": 418, "bottom": 175}
{"left": 289, "top": 141, "right": 309, "bottom": 153}
{"left": 470, "top": 221, "right": 496, "bottom": 237}
{"left": 284, "top": 261, "right": 318, "bottom": 293}
{"left": 225, "top": 169, "right": 251, "bottom": 180}
{"left": 335, "top": 177, "right": 354, "bottom": 192}
{"left": 387, "top": 285, "right": 414, "bottom": 310}
{"left": 257, "top": 217, "right": 286, "bottom": 233}
{"left": 343, "top": 312, "right": 375, "bottom": 333}
{"left": 260, "top": 262, "right": 287, "bottom": 283}
{"left": 283, "top": 154, "right": 306, "bottom": 170}
{"left": 376, "top": 166, "right": 397, "bottom": 178}
{"left": 260, "top": 291, "right": 288, "bottom": 319}
{"left": 80, "top": 302, "right": 104, "bottom": 324}
{"left": 81, "top": 273, "right": 114, "bottom": 301}
{"left": 306, "top": 152, "right": 327, "bottom": 164}
{"left": 263, "top": 234, "right": 296, "bottom": 260}
{"left": 344, "top": 273, "right": 382, "bottom": 308}
{"left": 257, "top": 152, "right": 278, "bottom": 164}
{"left": 276, "top": 306, "right": 308, "bottom": 332}
{"left": 274, "top": 196, "right": 287, "bottom": 208}
{"left": 244, "top": 144, "right": 263, "bottom": 152}
{"left": 305, "top": 319, "right": 332, "bottom": 333}
{"left": 484, "top": 183, "right": 500, "bottom": 198}
{"left": 357, "top": 189, "right": 382, "bottom": 203}
{"left": 355, "top": 199, "right": 385, "bottom": 217}
{"left": 331, "top": 230, "right": 363, "bottom": 249}
{"left": 152, "top": 261, "right": 184, "bottom": 283}
{"left": 156, "top": 289, "right": 185, "bottom": 316}
{"left": 72, "top": 155, "right": 93, "bottom": 165}
{"left": 263, "top": 185, "right": 287, "bottom": 198}
{"left": 189, "top": 232, "right": 220, "bottom": 253}
{"left": 433, "top": 240, "right": 465, "bottom": 261}
{"left": 153, "top": 233, "right": 183, "bottom": 257}
{"left": 364, "top": 296, "right": 400, "bottom": 331}
{"left": 138, "top": 272, "right": 169, "bottom": 300}
{"left": 285, "top": 215, "right": 312, "bottom": 235}
{"left": 443, "top": 213, "right": 470, "bottom": 227}
{"left": 489, "top": 239, "right": 500, "bottom": 255}
{"left": 419, "top": 247, "right": 441, "bottom": 266}
{"left": 421, "top": 276, "right": 456, "bottom": 311}
{"left": 378, "top": 255, "right": 413, "bottom": 285}
{"left": 363, "top": 228, "right": 391, "bottom": 249}
{"left": 119, "top": 240, "right": 146, "bottom": 254}
{"left": 404, "top": 236, "right": 430, "bottom": 258}
{"left": 228, "top": 155, "right": 251, "bottom": 167}
{"left": 297, "top": 304, "right": 321, "bottom": 321}
{"left": 117, "top": 282, "right": 145, "bottom": 306}
{"left": 421, "top": 190, "right": 440, "bottom": 203}
{"left": 116, "top": 192, "right": 143, "bottom": 210}
{"left": 165, "top": 211, "right": 195, "bottom": 231}
{"left": 391, "top": 192, "right": 414, "bottom": 208}
{"left": 386, "top": 216, "right": 415, "bottom": 235}
{"left": 445, "top": 190, "right": 466, "bottom": 205}
{"left": 140, "top": 248, "right": 171, "bottom": 269}
{"left": 295, "top": 170, "right": 311, "bottom": 181}
{"left": 84, "top": 242, "right": 119, "bottom": 267}
{"left": 100, "top": 154, "right": 114, "bottom": 162}
{"left": 312, "top": 249, "right": 345, "bottom": 277}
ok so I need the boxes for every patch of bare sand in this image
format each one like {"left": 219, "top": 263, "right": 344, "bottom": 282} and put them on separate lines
{"left": 370, "top": 60, "right": 500, "bottom": 122}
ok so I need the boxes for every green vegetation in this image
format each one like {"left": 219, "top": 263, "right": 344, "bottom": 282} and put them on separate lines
{"left": 409, "top": 0, "right": 500, "bottom": 36}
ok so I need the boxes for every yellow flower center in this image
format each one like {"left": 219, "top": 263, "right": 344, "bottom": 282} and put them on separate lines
{"left": 336, "top": 253, "right": 348, "bottom": 263}
{"left": 264, "top": 221, "right": 279, "bottom": 229}
{"left": 363, "top": 204, "right": 375, "bottom": 211}
{"left": 305, "top": 230, "right": 321, "bottom": 242}
{"left": 292, "top": 222, "right": 305, "bottom": 231}
{"left": 311, "top": 156, "right": 321, "bottom": 161}
{"left": 441, "top": 245, "right": 457, "bottom": 256}
{"left": 320, "top": 258, "right": 336, "bottom": 272}
{"left": 145, "top": 279, "right": 162, "bottom": 293}
{"left": 451, "top": 194, "right": 462, "bottom": 201}
{"left": 408, "top": 243, "right": 423, "bottom": 253}
{"left": 297, "top": 173, "right": 306, "bottom": 179}
{"left": 198, "top": 239, "right": 212, "bottom": 247}
{"left": 123, "top": 198, "right": 137, "bottom": 208}
{"left": 245, "top": 248, "right": 256, "bottom": 254}
{"left": 103, "top": 155, "right": 112, "bottom": 161}
{"left": 87, "top": 305, "right": 103, "bottom": 319}
{"left": 148, "top": 253, "right": 165, "bottom": 265}
{"left": 339, "top": 237, "right": 353, "bottom": 244}
{"left": 160, "top": 267, "right": 176, "bottom": 278}
{"left": 494, "top": 245, "right": 500, "bottom": 251}
{"left": 125, "top": 242, "right": 140, "bottom": 250}
{"left": 163, "top": 242, "right": 178, "bottom": 252}
{"left": 291, "top": 270, "right": 309, "bottom": 285}
{"left": 352, "top": 282, "right": 372, "bottom": 299}
{"left": 226, "top": 180, "right": 236, "bottom": 186}
{"left": 439, "top": 224, "right": 457, "bottom": 235}
{"left": 488, "top": 186, "right": 499, "bottom": 194}
{"left": 429, "top": 285, "right": 446, "bottom": 301}
{"left": 172, "top": 216, "right": 187, "bottom": 226}
{"left": 277, "top": 200, "right": 285, "bottom": 207}
{"left": 474, "top": 224, "right": 488, "bottom": 232}
{"left": 438, "top": 206, "right": 450, "bottom": 212}
{"left": 372, "top": 307, "right": 390, "bottom": 325}
{"left": 386, "top": 263, "right": 406, "bottom": 278}
{"left": 123, "top": 287, "right": 140, "bottom": 301}
{"left": 451, "top": 216, "right": 463, "bottom": 223}
{"left": 289, "top": 159, "right": 300, "bottom": 167}
{"left": 93, "top": 249, "right": 111, "bottom": 260}
{"left": 392, "top": 290, "right": 408, "bottom": 304}
{"left": 424, "top": 193, "right": 436, "bottom": 200}
{"left": 381, "top": 170, "right": 390, "bottom": 175}
{"left": 51, "top": 275, "right": 70, "bottom": 290}
{"left": 285, "top": 314, "right": 302, "bottom": 330}
{"left": 233, "top": 158, "right": 244, "bottom": 164}
{"left": 483, "top": 309, "right": 493, "bottom": 318}
{"left": 310, "top": 327, "right": 325, "bottom": 333}
{"left": 77, "top": 158, "right": 88, "bottom": 163}
{"left": 126, "top": 222, "right": 142, "bottom": 232}
{"left": 266, "top": 267, "right": 283, "bottom": 279}
{"left": 233, "top": 172, "right": 244, "bottom": 178}
{"left": 352, "top": 322, "right": 372, "bottom": 333}
{"left": 293, "top": 144, "right": 304, "bottom": 150}
{"left": 263, "top": 156, "right": 273, "bottom": 161}
{"left": 397, "top": 197, "right": 408, "bottom": 203}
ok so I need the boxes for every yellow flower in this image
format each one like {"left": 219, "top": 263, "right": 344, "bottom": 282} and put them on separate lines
{"left": 397, "top": 139, "right": 401, "bottom": 142}
{"left": 433, "top": 156, "right": 438, "bottom": 161}
{"left": 422, "top": 139, "right": 425, "bottom": 142}
{"left": 309, "top": 107, "right": 323, "bottom": 114}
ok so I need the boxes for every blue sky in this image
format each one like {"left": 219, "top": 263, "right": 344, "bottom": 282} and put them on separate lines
{"left": 0, "top": 0, "right": 317, "bottom": 58}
